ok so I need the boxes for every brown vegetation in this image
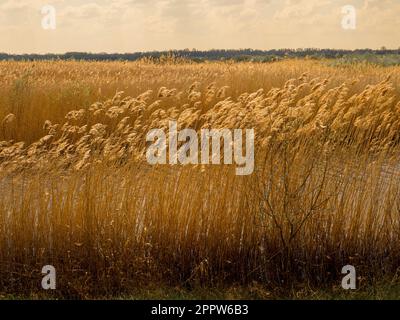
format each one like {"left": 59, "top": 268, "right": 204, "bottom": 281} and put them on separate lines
{"left": 1, "top": 59, "right": 400, "bottom": 298}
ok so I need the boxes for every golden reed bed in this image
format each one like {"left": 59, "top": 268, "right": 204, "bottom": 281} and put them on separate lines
{"left": 1, "top": 59, "right": 400, "bottom": 298}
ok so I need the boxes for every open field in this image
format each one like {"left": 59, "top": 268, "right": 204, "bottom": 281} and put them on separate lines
{"left": 1, "top": 59, "right": 400, "bottom": 299}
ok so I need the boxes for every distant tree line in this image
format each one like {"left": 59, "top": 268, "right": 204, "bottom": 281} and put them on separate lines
{"left": 1, "top": 48, "right": 400, "bottom": 62}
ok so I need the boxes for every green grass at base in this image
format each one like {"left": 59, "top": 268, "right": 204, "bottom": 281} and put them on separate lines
{"left": 2, "top": 281, "right": 400, "bottom": 300}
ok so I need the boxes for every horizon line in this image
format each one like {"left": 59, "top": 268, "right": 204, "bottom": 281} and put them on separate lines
{"left": 1, "top": 48, "right": 400, "bottom": 56}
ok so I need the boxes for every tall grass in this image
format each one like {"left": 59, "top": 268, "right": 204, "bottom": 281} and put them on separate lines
{"left": 1, "top": 59, "right": 400, "bottom": 298}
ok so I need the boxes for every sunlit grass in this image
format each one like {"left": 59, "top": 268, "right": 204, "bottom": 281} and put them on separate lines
{"left": 1, "top": 59, "right": 400, "bottom": 298}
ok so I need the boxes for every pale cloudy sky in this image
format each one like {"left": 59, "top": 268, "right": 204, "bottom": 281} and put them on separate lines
{"left": 1, "top": 0, "right": 399, "bottom": 53}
